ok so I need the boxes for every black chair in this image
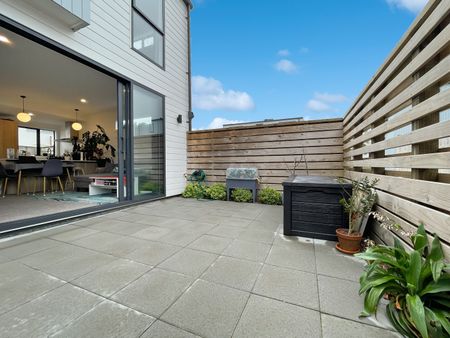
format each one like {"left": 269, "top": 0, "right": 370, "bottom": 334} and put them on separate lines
{"left": 33, "top": 159, "right": 64, "bottom": 196}
{"left": 0, "top": 163, "right": 15, "bottom": 198}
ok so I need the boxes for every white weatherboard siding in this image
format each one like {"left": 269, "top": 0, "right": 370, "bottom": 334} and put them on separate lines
{"left": 0, "top": 0, "right": 189, "bottom": 196}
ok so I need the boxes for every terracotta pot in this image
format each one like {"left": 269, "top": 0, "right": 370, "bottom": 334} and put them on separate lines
{"left": 335, "top": 228, "right": 363, "bottom": 254}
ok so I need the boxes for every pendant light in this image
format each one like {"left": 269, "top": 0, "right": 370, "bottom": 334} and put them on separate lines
{"left": 17, "top": 95, "right": 32, "bottom": 123}
{"left": 72, "top": 108, "right": 82, "bottom": 131}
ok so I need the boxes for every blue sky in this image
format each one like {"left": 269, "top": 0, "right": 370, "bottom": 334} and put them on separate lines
{"left": 190, "top": 0, "right": 428, "bottom": 129}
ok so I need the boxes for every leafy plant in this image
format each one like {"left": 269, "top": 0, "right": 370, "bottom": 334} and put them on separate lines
{"left": 140, "top": 181, "right": 162, "bottom": 193}
{"left": 356, "top": 225, "right": 450, "bottom": 338}
{"left": 81, "top": 125, "right": 116, "bottom": 160}
{"left": 182, "top": 182, "right": 206, "bottom": 199}
{"left": 339, "top": 177, "right": 378, "bottom": 234}
{"left": 231, "top": 188, "right": 253, "bottom": 203}
{"left": 258, "top": 187, "right": 282, "bottom": 205}
{"left": 205, "top": 184, "right": 226, "bottom": 200}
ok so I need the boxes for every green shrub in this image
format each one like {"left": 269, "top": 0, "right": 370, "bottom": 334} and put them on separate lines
{"left": 206, "top": 184, "right": 227, "bottom": 200}
{"left": 356, "top": 224, "right": 450, "bottom": 338}
{"left": 258, "top": 187, "right": 282, "bottom": 205}
{"left": 231, "top": 188, "right": 253, "bottom": 203}
{"left": 182, "top": 182, "right": 206, "bottom": 199}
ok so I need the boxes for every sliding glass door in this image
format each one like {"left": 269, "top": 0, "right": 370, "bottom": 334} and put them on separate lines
{"left": 132, "top": 85, "right": 165, "bottom": 198}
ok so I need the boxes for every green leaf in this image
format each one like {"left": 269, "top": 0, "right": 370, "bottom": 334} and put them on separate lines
{"left": 412, "top": 224, "right": 428, "bottom": 254}
{"left": 406, "top": 251, "right": 421, "bottom": 295}
{"left": 359, "top": 275, "right": 398, "bottom": 294}
{"left": 431, "top": 260, "right": 445, "bottom": 282}
{"left": 386, "top": 303, "right": 414, "bottom": 338}
{"left": 420, "top": 275, "right": 450, "bottom": 296}
{"left": 354, "top": 252, "right": 405, "bottom": 270}
{"left": 406, "top": 294, "right": 429, "bottom": 338}
{"left": 432, "top": 310, "right": 450, "bottom": 336}
{"left": 363, "top": 285, "right": 385, "bottom": 315}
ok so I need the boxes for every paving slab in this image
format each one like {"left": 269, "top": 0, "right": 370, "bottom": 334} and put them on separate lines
{"left": 314, "top": 240, "right": 365, "bottom": 281}
{"left": 233, "top": 294, "right": 321, "bottom": 338}
{"left": 72, "top": 258, "right": 151, "bottom": 297}
{"left": 253, "top": 264, "right": 319, "bottom": 310}
{"left": 223, "top": 239, "right": 271, "bottom": 262}
{"left": 112, "top": 268, "right": 193, "bottom": 317}
{"left": 125, "top": 241, "right": 181, "bottom": 265}
{"left": 49, "top": 227, "right": 99, "bottom": 242}
{"left": 201, "top": 256, "right": 262, "bottom": 291}
{"left": 188, "top": 235, "right": 232, "bottom": 254}
{"left": 157, "top": 230, "right": 202, "bottom": 246}
{"left": 131, "top": 226, "right": 172, "bottom": 241}
{"left": 318, "top": 275, "right": 392, "bottom": 329}
{"left": 141, "top": 320, "right": 201, "bottom": 338}
{"left": 237, "top": 229, "right": 276, "bottom": 244}
{"left": 158, "top": 248, "right": 218, "bottom": 277}
{"left": 71, "top": 231, "right": 124, "bottom": 251}
{"left": 207, "top": 225, "right": 245, "bottom": 239}
{"left": 51, "top": 300, "right": 154, "bottom": 338}
{"left": 0, "top": 238, "right": 60, "bottom": 259}
{"left": 265, "top": 244, "right": 316, "bottom": 273}
{"left": 321, "top": 314, "right": 400, "bottom": 338}
{"left": 0, "top": 261, "right": 65, "bottom": 315}
{"left": 0, "top": 284, "right": 102, "bottom": 338}
{"left": 162, "top": 279, "right": 249, "bottom": 338}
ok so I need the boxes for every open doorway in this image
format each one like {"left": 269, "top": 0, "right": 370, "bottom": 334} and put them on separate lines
{"left": 0, "top": 27, "right": 121, "bottom": 223}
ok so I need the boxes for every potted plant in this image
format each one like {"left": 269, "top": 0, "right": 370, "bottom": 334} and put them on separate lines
{"left": 356, "top": 225, "right": 450, "bottom": 338}
{"left": 81, "top": 125, "right": 116, "bottom": 161}
{"left": 71, "top": 136, "right": 81, "bottom": 160}
{"left": 336, "top": 177, "right": 378, "bottom": 254}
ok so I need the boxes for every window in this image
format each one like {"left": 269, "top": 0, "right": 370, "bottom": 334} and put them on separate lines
{"left": 132, "top": 85, "right": 165, "bottom": 197}
{"left": 18, "top": 127, "right": 55, "bottom": 156}
{"left": 132, "top": 0, "right": 164, "bottom": 67}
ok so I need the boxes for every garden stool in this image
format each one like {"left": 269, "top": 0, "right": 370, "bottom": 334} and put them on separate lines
{"left": 226, "top": 168, "right": 259, "bottom": 203}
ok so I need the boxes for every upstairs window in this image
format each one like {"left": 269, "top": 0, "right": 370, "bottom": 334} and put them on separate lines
{"left": 132, "top": 0, "right": 164, "bottom": 68}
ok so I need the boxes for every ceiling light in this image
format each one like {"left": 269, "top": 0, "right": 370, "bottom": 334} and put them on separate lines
{"left": 80, "top": 98, "right": 87, "bottom": 103}
{"left": 72, "top": 108, "right": 83, "bottom": 131}
{"left": 28, "top": 112, "right": 34, "bottom": 116}
{"left": 0, "top": 35, "right": 11, "bottom": 44}
{"left": 17, "top": 95, "right": 32, "bottom": 123}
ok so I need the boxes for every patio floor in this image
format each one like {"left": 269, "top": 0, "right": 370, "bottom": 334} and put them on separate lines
{"left": 0, "top": 197, "right": 399, "bottom": 338}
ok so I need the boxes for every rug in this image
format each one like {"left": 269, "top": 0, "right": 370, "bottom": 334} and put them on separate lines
{"left": 32, "top": 191, "right": 118, "bottom": 205}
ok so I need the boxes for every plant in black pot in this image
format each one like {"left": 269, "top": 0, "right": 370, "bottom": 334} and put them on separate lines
{"left": 81, "top": 125, "right": 116, "bottom": 163}
{"left": 71, "top": 136, "right": 81, "bottom": 160}
{"left": 336, "top": 177, "right": 378, "bottom": 254}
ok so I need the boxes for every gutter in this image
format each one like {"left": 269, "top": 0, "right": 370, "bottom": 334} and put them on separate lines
{"left": 185, "top": 0, "right": 193, "bottom": 131}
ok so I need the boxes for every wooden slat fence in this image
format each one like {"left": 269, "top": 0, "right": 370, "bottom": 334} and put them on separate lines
{"left": 187, "top": 119, "right": 344, "bottom": 191}
{"left": 343, "top": 0, "right": 450, "bottom": 257}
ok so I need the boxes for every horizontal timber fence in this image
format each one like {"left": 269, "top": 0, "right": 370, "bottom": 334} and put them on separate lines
{"left": 343, "top": 0, "right": 450, "bottom": 257}
{"left": 187, "top": 118, "right": 344, "bottom": 191}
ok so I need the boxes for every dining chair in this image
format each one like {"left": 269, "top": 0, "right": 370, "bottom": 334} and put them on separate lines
{"left": 0, "top": 163, "right": 15, "bottom": 198}
{"left": 33, "top": 159, "right": 64, "bottom": 196}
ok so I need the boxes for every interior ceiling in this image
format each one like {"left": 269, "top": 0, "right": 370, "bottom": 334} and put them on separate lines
{"left": 0, "top": 27, "right": 116, "bottom": 124}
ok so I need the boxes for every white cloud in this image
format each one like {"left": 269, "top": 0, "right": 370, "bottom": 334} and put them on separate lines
{"left": 299, "top": 47, "right": 309, "bottom": 54}
{"left": 307, "top": 100, "right": 332, "bottom": 112}
{"left": 385, "top": 0, "right": 427, "bottom": 13}
{"left": 277, "top": 49, "right": 290, "bottom": 56}
{"left": 306, "top": 92, "right": 348, "bottom": 112}
{"left": 314, "top": 92, "right": 347, "bottom": 103}
{"left": 205, "top": 117, "right": 247, "bottom": 130}
{"left": 275, "top": 59, "right": 298, "bottom": 74}
{"left": 192, "top": 76, "right": 255, "bottom": 111}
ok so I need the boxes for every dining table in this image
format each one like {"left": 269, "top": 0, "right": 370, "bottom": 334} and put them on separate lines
{"left": 2, "top": 160, "right": 75, "bottom": 195}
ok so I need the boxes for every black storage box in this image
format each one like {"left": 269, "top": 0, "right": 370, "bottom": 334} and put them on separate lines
{"left": 283, "top": 176, "right": 352, "bottom": 241}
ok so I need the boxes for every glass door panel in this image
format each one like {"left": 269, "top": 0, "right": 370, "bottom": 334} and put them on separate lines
{"left": 132, "top": 85, "right": 164, "bottom": 198}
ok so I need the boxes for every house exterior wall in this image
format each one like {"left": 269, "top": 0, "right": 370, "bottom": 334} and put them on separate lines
{"left": 0, "top": 0, "right": 190, "bottom": 197}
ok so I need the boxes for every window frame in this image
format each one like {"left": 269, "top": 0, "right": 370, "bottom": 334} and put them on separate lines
{"left": 18, "top": 126, "right": 56, "bottom": 156}
{"left": 131, "top": 0, "right": 165, "bottom": 69}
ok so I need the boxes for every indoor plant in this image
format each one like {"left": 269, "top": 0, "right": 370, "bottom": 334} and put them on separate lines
{"left": 81, "top": 125, "right": 116, "bottom": 161}
{"left": 336, "top": 177, "right": 378, "bottom": 254}
{"left": 356, "top": 225, "right": 450, "bottom": 338}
